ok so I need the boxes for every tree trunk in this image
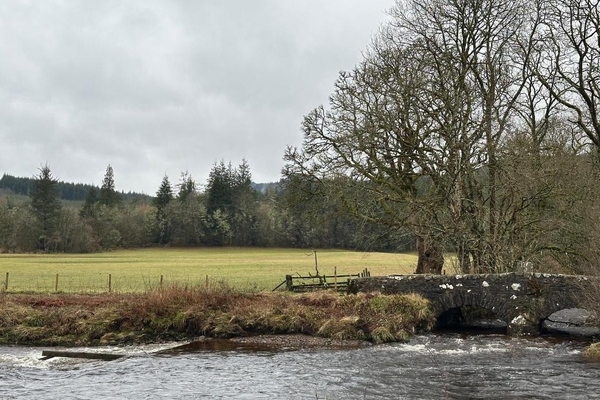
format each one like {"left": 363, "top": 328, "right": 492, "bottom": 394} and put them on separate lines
{"left": 415, "top": 236, "right": 444, "bottom": 274}
{"left": 458, "top": 243, "right": 471, "bottom": 274}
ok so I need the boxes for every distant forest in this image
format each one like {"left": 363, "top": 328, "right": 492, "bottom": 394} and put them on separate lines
{"left": 0, "top": 174, "right": 150, "bottom": 202}
{"left": 0, "top": 162, "right": 409, "bottom": 255}
{"left": 0, "top": 174, "right": 275, "bottom": 202}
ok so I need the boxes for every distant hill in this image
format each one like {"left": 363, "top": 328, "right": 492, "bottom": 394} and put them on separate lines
{"left": 0, "top": 174, "right": 150, "bottom": 202}
{"left": 251, "top": 181, "right": 281, "bottom": 194}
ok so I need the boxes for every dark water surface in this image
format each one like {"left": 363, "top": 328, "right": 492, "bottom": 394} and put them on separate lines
{"left": 1, "top": 334, "right": 599, "bottom": 399}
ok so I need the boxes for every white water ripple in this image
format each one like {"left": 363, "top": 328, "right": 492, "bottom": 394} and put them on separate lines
{"left": 1, "top": 335, "right": 598, "bottom": 400}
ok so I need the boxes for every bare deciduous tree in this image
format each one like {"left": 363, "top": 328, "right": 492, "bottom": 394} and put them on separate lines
{"left": 289, "top": 0, "right": 600, "bottom": 278}
{"left": 534, "top": 0, "right": 600, "bottom": 156}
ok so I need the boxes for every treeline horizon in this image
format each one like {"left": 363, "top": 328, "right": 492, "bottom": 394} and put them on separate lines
{"left": 0, "top": 173, "right": 277, "bottom": 203}
{"left": 0, "top": 173, "right": 150, "bottom": 203}
{"left": 0, "top": 161, "right": 411, "bottom": 255}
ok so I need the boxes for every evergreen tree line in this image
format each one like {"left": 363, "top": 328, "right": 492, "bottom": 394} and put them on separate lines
{"left": 0, "top": 173, "right": 150, "bottom": 202}
{"left": 0, "top": 161, "right": 406, "bottom": 253}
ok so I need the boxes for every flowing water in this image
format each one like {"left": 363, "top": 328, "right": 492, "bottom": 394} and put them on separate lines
{"left": 1, "top": 334, "right": 599, "bottom": 399}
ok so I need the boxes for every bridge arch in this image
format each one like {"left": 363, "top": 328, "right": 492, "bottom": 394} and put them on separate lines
{"left": 432, "top": 291, "right": 512, "bottom": 332}
{"left": 348, "top": 273, "right": 597, "bottom": 335}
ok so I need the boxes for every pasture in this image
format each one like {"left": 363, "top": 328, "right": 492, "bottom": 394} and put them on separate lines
{"left": 0, "top": 248, "right": 419, "bottom": 293}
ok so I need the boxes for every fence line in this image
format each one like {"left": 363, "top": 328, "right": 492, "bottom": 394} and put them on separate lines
{"left": 279, "top": 268, "right": 371, "bottom": 293}
{"left": 0, "top": 272, "right": 226, "bottom": 294}
{"left": 1, "top": 267, "right": 372, "bottom": 294}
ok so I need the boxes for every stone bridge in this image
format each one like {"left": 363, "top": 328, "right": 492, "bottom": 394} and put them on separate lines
{"left": 348, "top": 273, "right": 598, "bottom": 334}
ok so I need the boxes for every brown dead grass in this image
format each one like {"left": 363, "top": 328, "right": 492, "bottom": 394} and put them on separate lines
{"left": 0, "top": 284, "right": 434, "bottom": 346}
{"left": 583, "top": 342, "right": 600, "bottom": 361}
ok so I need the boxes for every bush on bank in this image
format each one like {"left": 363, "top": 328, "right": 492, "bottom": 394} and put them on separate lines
{"left": 0, "top": 284, "right": 435, "bottom": 346}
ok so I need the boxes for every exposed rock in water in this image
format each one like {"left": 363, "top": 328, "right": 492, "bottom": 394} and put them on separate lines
{"left": 466, "top": 319, "right": 508, "bottom": 331}
{"left": 230, "top": 334, "right": 372, "bottom": 350}
{"left": 542, "top": 308, "right": 600, "bottom": 337}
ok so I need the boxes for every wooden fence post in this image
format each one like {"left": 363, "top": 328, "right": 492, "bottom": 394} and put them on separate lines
{"left": 205, "top": 274, "right": 209, "bottom": 289}
{"left": 160, "top": 275, "right": 164, "bottom": 289}
{"left": 3, "top": 272, "right": 8, "bottom": 292}
{"left": 55, "top": 274, "right": 59, "bottom": 292}
{"left": 334, "top": 267, "right": 338, "bottom": 291}
{"left": 108, "top": 274, "right": 112, "bottom": 293}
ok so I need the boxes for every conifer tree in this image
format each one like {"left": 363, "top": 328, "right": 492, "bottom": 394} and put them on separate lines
{"left": 154, "top": 175, "right": 173, "bottom": 210}
{"left": 30, "top": 164, "right": 61, "bottom": 251}
{"left": 98, "top": 165, "right": 121, "bottom": 207}
{"left": 153, "top": 175, "right": 173, "bottom": 243}
{"left": 205, "top": 160, "right": 258, "bottom": 246}
{"left": 177, "top": 171, "right": 195, "bottom": 202}
{"left": 80, "top": 187, "right": 98, "bottom": 218}
{"left": 206, "top": 161, "right": 234, "bottom": 214}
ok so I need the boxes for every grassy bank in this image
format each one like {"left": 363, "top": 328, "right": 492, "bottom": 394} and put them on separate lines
{"left": 584, "top": 343, "right": 600, "bottom": 361}
{"left": 0, "top": 248, "right": 419, "bottom": 293}
{"left": 0, "top": 284, "right": 435, "bottom": 346}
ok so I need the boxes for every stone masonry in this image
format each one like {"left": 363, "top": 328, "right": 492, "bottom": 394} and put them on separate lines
{"left": 348, "top": 273, "right": 598, "bottom": 334}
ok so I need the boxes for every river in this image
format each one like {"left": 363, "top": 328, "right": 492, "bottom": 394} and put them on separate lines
{"left": 1, "top": 334, "right": 599, "bottom": 399}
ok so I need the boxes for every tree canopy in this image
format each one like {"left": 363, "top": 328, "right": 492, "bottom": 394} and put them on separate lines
{"left": 284, "top": 0, "right": 600, "bottom": 274}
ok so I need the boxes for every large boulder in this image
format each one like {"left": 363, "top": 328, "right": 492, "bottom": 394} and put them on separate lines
{"left": 542, "top": 308, "right": 600, "bottom": 337}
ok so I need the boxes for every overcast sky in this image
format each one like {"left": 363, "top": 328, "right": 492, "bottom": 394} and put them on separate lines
{"left": 0, "top": 1, "right": 393, "bottom": 194}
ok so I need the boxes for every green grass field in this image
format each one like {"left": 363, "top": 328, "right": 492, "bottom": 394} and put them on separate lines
{"left": 0, "top": 248, "right": 419, "bottom": 293}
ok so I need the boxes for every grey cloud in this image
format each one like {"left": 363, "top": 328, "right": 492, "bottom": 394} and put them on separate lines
{"left": 0, "top": 0, "right": 393, "bottom": 193}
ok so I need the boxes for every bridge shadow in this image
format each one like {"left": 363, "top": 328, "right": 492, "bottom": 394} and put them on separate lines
{"left": 435, "top": 305, "right": 508, "bottom": 334}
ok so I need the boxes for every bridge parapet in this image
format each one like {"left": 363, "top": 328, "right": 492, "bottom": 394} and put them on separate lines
{"left": 348, "top": 273, "right": 597, "bottom": 335}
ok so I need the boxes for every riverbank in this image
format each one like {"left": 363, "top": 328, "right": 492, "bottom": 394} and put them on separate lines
{"left": 0, "top": 284, "right": 435, "bottom": 347}
{"left": 583, "top": 342, "right": 600, "bottom": 361}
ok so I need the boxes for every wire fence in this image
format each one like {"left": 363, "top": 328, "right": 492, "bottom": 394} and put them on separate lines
{"left": 0, "top": 271, "right": 234, "bottom": 294}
